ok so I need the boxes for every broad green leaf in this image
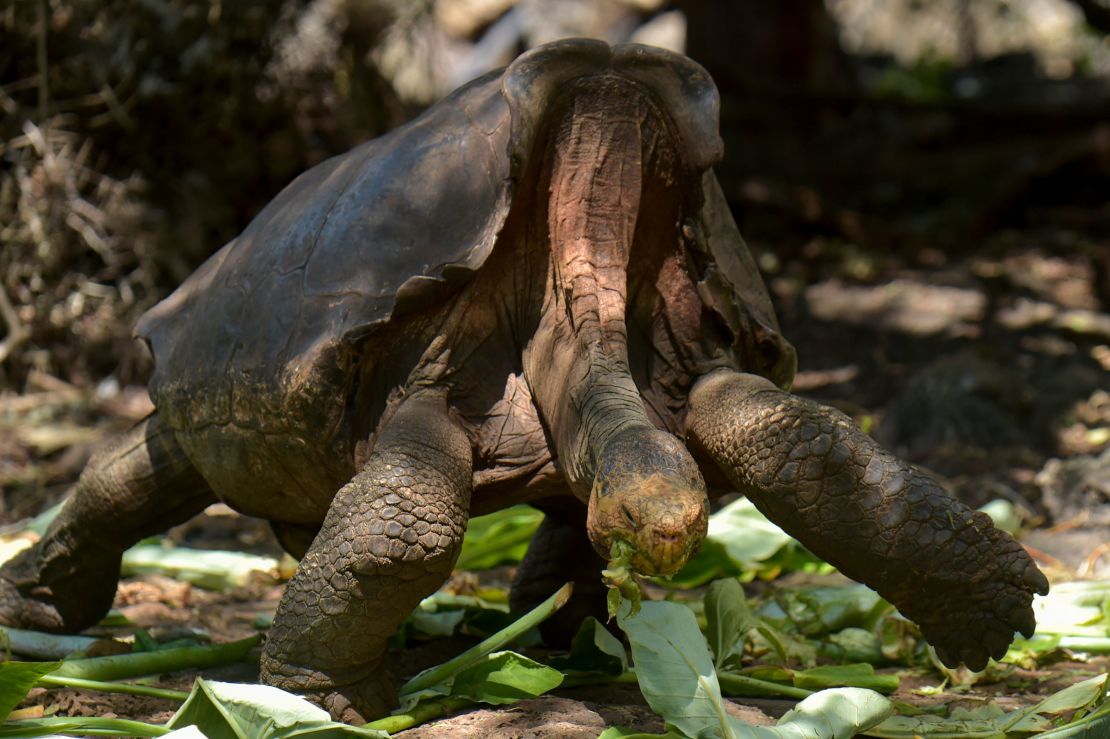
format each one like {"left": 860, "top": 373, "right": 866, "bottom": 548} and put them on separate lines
{"left": 705, "top": 579, "right": 757, "bottom": 669}
{"left": 1036, "top": 690, "right": 1110, "bottom": 737}
{"left": 707, "top": 498, "right": 795, "bottom": 567}
{"left": 760, "top": 585, "right": 884, "bottom": 637}
{"left": 670, "top": 500, "right": 831, "bottom": 587}
{"left": 165, "top": 679, "right": 388, "bottom": 738}
{"left": 754, "top": 622, "right": 817, "bottom": 667}
{"left": 0, "top": 661, "right": 60, "bottom": 721}
{"left": 618, "top": 599, "right": 891, "bottom": 739}
{"left": 820, "top": 627, "right": 883, "bottom": 664}
{"left": 617, "top": 599, "right": 733, "bottom": 739}
{"left": 771, "top": 688, "right": 892, "bottom": 738}
{"left": 457, "top": 505, "right": 543, "bottom": 570}
{"left": 549, "top": 617, "right": 627, "bottom": 675}
{"left": 446, "top": 651, "right": 563, "bottom": 704}
{"left": 399, "top": 650, "right": 563, "bottom": 713}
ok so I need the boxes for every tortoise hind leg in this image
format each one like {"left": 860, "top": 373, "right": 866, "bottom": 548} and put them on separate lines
{"left": 509, "top": 499, "right": 608, "bottom": 646}
{"left": 0, "top": 412, "right": 216, "bottom": 632}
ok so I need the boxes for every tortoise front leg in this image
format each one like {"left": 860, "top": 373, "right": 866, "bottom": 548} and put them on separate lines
{"left": 260, "top": 390, "right": 472, "bottom": 723}
{"left": 686, "top": 370, "right": 1049, "bottom": 671}
{"left": 0, "top": 413, "right": 216, "bottom": 632}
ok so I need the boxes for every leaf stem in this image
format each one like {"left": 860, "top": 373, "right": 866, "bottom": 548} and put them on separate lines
{"left": 366, "top": 696, "right": 470, "bottom": 733}
{"left": 718, "top": 671, "right": 814, "bottom": 700}
{"left": 0, "top": 716, "right": 169, "bottom": 736}
{"left": 51, "top": 635, "right": 260, "bottom": 682}
{"left": 399, "top": 583, "right": 572, "bottom": 696}
{"left": 37, "top": 675, "right": 189, "bottom": 702}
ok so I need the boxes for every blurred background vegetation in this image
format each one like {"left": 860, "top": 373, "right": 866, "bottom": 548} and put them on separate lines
{"left": 1, "top": 0, "right": 1108, "bottom": 526}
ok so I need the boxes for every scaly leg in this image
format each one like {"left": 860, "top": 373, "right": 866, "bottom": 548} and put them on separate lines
{"left": 0, "top": 413, "right": 216, "bottom": 631}
{"left": 686, "top": 370, "right": 1049, "bottom": 671}
{"left": 260, "top": 390, "right": 473, "bottom": 723}
{"left": 510, "top": 499, "right": 608, "bottom": 645}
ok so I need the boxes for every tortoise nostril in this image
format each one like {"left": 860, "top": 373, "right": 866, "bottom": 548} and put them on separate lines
{"left": 655, "top": 529, "right": 682, "bottom": 544}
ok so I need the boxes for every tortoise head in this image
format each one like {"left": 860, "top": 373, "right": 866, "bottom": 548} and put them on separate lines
{"left": 586, "top": 427, "right": 709, "bottom": 576}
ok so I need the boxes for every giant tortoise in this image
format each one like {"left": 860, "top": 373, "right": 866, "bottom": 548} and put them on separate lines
{"left": 0, "top": 39, "right": 1048, "bottom": 722}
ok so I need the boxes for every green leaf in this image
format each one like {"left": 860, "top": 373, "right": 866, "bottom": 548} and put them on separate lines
{"left": 0, "top": 715, "right": 171, "bottom": 736}
{"left": 708, "top": 499, "right": 794, "bottom": 566}
{"left": 754, "top": 622, "right": 817, "bottom": 667}
{"left": 410, "top": 607, "right": 466, "bottom": 638}
{"left": 400, "top": 583, "right": 570, "bottom": 702}
{"left": 820, "top": 627, "right": 883, "bottom": 664}
{"left": 977, "top": 500, "right": 1022, "bottom": 535}
{"left": 866, "top": 673, "right": 1109, "bottom": 738}
{"left": 790, "top": 664, "right": 899, "bottom": 694}
{"left": 760, "top": 585, "right": 884, "bottom": 637}
{"left": 597, "top": 728, "right": 685, "bottom": 739}
{"left": 617, "top": 599, "right": 891, "bottom": 739}
{"left": 604, "top": 540, "right": 642, "bottom": 619}
{"left": 0, "top": 661, "right": 60, "bottom": 721}
{"left": 549, "top": 617, "right": 627, "bottom": 675}
{"left": 0, "top": 626, "right": 101, "bottom": 660}
{"left": 456, "top": 505, "right": 543, "bottom": 571}
{"left": 704, "top": 579, "right": 757, "bottom": 669}
{"left": 122, "top": 545, "right": 280, "bottom": 590}
{"left": 53, "top": 636, "right": 259, "bottom": 682}
{"left": 771, "top": 688, "right": 893, "bottom": 738}
{"left": 165, "top": 679, "right": 388, "bottom": 738}
{"left": 446, "top": 651, "right": 563, "bottom": 704}
{"left": 617, "top": 599, "right": 733, "bottom": 739}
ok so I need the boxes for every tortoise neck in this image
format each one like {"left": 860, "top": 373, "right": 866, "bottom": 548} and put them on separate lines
{"left": 525, "top": 77, "right": 667, "bottom": 495}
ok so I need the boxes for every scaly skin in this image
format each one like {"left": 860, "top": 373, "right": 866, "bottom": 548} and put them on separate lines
{"left": 686, "top": 370, "right": 1049, "bottom": 671}
{"left": 260, "top": 390, "right": 472, "bottom": 723}
{"left": 0, "top": 414, "right": 215, "bottom": 632}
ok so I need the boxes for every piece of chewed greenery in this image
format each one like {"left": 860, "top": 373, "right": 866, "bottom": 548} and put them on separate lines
{"left": 603, "top": 539, "right": 642, "bottom": 619}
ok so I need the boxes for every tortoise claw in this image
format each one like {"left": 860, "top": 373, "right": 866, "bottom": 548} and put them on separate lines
{"left": 299, "top": 674, "right": 398, "bottom": 725}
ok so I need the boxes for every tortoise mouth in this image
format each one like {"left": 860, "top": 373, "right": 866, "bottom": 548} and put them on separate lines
{"left": 624, "top": 529, "right": 701, "bottom": 576}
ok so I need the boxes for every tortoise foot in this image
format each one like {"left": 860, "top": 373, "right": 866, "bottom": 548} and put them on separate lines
{"left": 0, "top": 573, "right": 67, "bottom": 631}
{"left": 263, "top": 657, "right": 398, "bottom": 724}
{"left": 903, "top": 516, "right": 1049, "bottom": 671}
{"left": 300, "top": 676, "right": 398, "bottom": 725}
{"left": 0, "top": 546, "right": 118, "bottom": 633}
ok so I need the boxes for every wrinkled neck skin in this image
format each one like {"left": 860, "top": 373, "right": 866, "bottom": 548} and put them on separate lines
{"left": 521, "top": 75, "right": 709, "bottom": 568}
{"left": 524, "top": 78, "right": 649, "bottom": 492}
